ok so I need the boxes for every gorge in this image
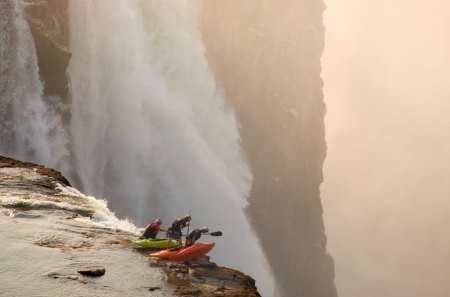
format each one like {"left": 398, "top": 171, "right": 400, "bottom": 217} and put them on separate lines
{"left": 0, "top": 1, "right": 336, "bottom": 296}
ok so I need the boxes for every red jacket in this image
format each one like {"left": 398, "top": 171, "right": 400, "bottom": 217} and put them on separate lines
{"left": 143, "top": 223, "right": 160, "bottom": 239}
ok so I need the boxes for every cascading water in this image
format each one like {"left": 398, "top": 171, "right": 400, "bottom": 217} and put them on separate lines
{"left": 68, "top": 1, "right": 274, "bottom": 295}
{"left": 0, "top": 0, "right": 274, "bottom": 295}
{"left": 0, "top": 0, "right": 68, "bottom": 170}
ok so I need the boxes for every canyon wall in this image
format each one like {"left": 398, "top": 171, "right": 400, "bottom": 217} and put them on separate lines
{"left": 200, "top": 1, "right": 337, "bottom": 296}
{"left": 25, "top": 0, "right": 70, "bottom": 101}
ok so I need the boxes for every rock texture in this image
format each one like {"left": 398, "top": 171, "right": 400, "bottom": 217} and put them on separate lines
{"left": 0, "top": 155, "right": 70, "bottom": 186}
{"left": 24, "top": 0, "right": 71, "bottom": 101}
{"left": 77, "top": 267, "right": 106, "bottom": 277}
{"left": 200, "top": 1, "right": 337, "bottom": 296}
{"left": 151, "top": 256, "right": 261, "bottom": 297}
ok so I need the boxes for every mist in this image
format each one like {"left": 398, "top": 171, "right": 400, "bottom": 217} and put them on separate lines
{"left": 322, "top": 1, "right": 450, "bottom": 296}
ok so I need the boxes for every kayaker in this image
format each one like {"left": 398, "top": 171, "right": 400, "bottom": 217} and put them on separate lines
{"left": 166, "top": 215, "right": 192, "bottom": 241}
{"left": 142, "top": 218, "right": 165, "bottom": 239}
{"left": 185, "top": 227, "right": 209, "bottom": 247}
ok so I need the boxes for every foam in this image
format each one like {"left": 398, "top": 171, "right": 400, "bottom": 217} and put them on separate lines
{"left": 57, "top": 184, "right": 137, "bottom": 233}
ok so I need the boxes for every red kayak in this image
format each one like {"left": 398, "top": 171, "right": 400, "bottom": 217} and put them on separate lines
{"left": 150, "top": 243, "right": 215, "bottom": 261}
{"left": 150, "top": 247, "right": 182, "bottom": 259}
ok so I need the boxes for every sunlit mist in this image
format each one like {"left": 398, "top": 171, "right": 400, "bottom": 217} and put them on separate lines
{"left": 322, "top": 1, "right": 450, "bottom": 296}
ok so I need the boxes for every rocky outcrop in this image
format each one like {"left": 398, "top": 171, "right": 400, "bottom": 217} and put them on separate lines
{"left": 151, "top": 256, "right": 260, "bottom": 297}
{"left": 24, "top": 0, "right": 71, "bottom": 101}
{"left": 77, "top": 266, "right": 106, "bottom": 277}
{"left": 0, "top": 155, "right": 70, "bottom": 186}
{"left": 0, "top": 156, "right": 261, "bottom": 296}
{"left": 200, "top": 1, "right": 337, "bottom": 296}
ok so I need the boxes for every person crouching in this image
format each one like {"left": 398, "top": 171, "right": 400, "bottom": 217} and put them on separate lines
{"left": 185, "top": 227, "right": 209, "bottom": 247}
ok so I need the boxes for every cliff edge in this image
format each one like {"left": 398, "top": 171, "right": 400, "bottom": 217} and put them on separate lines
{"left": 0, "top": 156, "right": 261, "bottom": 297}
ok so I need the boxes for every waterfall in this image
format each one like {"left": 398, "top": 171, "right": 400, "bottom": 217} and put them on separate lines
{"left": 68, "top": 1, "right": 273, "bottom": 295}
{"left": 0, "top": 0, "right": 69, "bottom": 169}
{"left": 0, "top": 0, "right": 274, "bottom": 294}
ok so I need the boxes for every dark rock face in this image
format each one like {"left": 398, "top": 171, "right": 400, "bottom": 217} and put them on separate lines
{"left": 200, "top": 1, "right": 337, "bottom": 296}
{"left": 0, "top": 156, "right": 70, "bottom": 186}
{"left": 24, "top": 0, "right": 71, "bottom": 101}
{"left": 21, "top": 0, "right": 77, "bottom": 184}
{"left": 77, "top": 267, "right": 106, "bottom": 277}
{"left": 151, "top": 256, "right": 261, "bottom": 297}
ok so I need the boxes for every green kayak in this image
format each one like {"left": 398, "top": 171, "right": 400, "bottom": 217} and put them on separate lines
{"left": 134, "top": 238, "right": 182, "bottom": 249}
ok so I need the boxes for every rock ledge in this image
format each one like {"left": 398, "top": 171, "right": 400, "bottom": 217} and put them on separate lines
{"left": 150, "top": 256, "right": 261, "bottom": 297}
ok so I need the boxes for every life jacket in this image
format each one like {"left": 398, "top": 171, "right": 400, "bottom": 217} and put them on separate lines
{"left": 185, "top": 229, "right": 202, "bottom": 247}
{"left": 166, "top": 226, "right": 182, "bottom": 239}
{"left": 167, "top": 217, "right": 190, "bottom": 239}
{"left": 143, "top": 223, "right": 160, "bottom": 239}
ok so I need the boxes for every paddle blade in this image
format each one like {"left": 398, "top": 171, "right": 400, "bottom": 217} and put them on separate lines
{"left": 209, "top": 231, "right": 222, "bottom": 236}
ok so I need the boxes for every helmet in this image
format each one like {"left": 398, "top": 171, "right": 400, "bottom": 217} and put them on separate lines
{"left": 200, "top": 227, "right": 209, "bottom": 233}
{"left": 183, "top": 215, "right": 192, "bottom": 222}
{"left": 155, "top": 218, "right": 163, "bottom": 225}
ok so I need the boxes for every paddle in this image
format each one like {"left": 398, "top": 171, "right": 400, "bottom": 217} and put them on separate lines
{"left": 186, "top": 209, "right": 192, "bottom": 236}
{"left": 182, "top": 231, "right": 222, "bottom": 236}
{"left": 208, "top": 231, "right": 222, "bottom": 236}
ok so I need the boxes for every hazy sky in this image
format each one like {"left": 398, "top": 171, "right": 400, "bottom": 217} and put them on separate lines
{"left": 322, "top": 1, "right": 450, "bottom": 296}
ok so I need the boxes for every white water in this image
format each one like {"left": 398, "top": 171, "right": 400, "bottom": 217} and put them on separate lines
{"left": 0, "top": 0, "right": 69, "bottom": 170}
{"left": 68, "top": 1, "right": 273, "bottom": 295}
{"left": 0, "top": 0, "right": 274, "bottom": 294}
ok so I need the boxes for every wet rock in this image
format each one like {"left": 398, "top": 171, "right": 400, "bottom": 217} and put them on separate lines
{"left": 0, "top": 156, "right": 70, "bottom": 186}
{"left": 150, "top": 256, "right": 261, "bottom": 297}
{"left": 186, "top": 256, "right": 217, "bottom": 269}
{"left": 35, "top": 233, "right": 93, "bottom": 251}
{"left": 174, "top": 287, "right": 201, "bottom": 296}
{"left": 104, "top": 239, "right": 121, "bottom": 245}
{"left": 65, "top": 214, "right": 79, "bottom": 219}
{"left": 13, "top": 212, "right": 42, "bottom": 219}
{"left": 35, "top": 233, "right": 66, "bottom": 248}
{"left": 77, "top": 266, "right": 105, "bottom": 277}
{"left": 47, "top": 272, "right": 79, "bottom": 281}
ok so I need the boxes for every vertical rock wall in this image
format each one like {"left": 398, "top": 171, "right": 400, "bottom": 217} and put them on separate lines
{"left": 25, "top": 0, "right": 70, "bottom": 101}
{"left": 23, "top": 0, "right": 74, "bottom": 178}
{"left": 200, "top": 1, "right": 337, "bottom": 296}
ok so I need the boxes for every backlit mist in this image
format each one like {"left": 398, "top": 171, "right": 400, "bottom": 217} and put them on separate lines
{"left": 322, "top": 1, "right": 450, "bottom": 296}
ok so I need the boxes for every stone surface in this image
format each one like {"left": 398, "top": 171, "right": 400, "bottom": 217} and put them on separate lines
{"left": 151, "top": 256, "right": 261, "bottom": 297}
{"left": 0, "top": 156, "right": 71, "bottom": 186}
{"left": 77, "top": 267, "right": 106, "bottom": 277}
